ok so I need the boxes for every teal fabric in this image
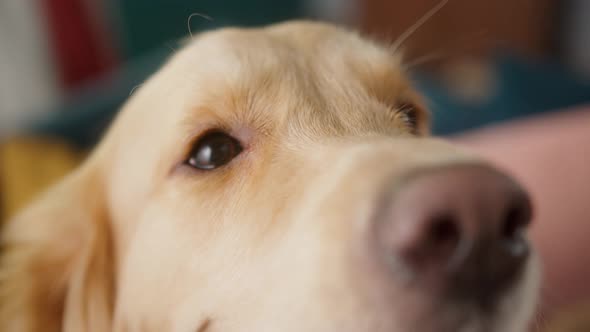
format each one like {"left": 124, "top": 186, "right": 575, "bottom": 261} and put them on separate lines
{"left": 416, "top": 54, "right": 590, "bottom": 134}
{"left": 33, "top": 46, "right": 171, "bottom": 147}
{"left": 111, "top": 0, "right": 303, "bottom": 59}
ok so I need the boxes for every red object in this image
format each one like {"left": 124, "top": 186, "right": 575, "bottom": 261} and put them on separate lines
{"left": 41, "top": 0, "right": 118, "bottom": 89}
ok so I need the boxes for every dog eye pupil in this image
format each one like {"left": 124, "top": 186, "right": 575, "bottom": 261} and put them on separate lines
{"left": 187, "top": 132, "right": 242, "bottom": 170}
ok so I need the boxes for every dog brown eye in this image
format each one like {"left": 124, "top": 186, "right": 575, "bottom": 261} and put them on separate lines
{"left": 187, "top": 132, "right": 243, "bottom": 170}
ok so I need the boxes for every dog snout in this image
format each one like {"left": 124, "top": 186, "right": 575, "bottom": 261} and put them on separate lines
{"left": 374, "top": 164, "right": 532, "bottom": 302}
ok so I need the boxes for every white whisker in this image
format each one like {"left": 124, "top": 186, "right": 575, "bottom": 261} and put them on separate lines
{"left": 129, "top": 84, "right": 144, "bottom": 96}
{"left": 403, "top": 51, "right": 447, "bottom": 69}
{"left": 166, "top": 42, "right": 178, "bottom": 53}
{"left": 391, "top": 0, "right": 450, "bottom": 53}
{"left": 403, "top": 29, "right": 488, "bottom": 70}
{"left": 187, "top": 12, "right": 213, "bottom": 38}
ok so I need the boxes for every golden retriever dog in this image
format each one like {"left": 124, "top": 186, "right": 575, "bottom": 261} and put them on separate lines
{"left": 0, "top": 21, "right": 539, "bottom": 332}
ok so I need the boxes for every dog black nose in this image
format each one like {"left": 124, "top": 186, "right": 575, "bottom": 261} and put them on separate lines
{"left": 375, "top": 164, "right": 532, "bottom": 302}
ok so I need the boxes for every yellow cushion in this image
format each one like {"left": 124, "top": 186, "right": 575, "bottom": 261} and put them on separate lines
{"left": 0, "top": 138, "right": 84, "bottom": 222}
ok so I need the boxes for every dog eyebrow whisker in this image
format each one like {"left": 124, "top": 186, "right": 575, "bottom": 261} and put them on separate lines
{"left": 129, "top": 83, "right": 144, "bottom": 96}
{"left": 402, "top": 29, "right": 489, "bottom": 70}
{"left": 403, "top": 51, "right": 447, "bottom": 70}
{"left": 166, "top": 42, "right": 178, "bottom": 53}
{"left": 391, "top": 0, "right": 450, "bottom": 53}
{"left": 187, "top": 12, "right": 214, "bottom": 38}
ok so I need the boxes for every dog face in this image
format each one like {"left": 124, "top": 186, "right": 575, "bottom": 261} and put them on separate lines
{"left": 0, "top": 21, "right": 539, "bottom": 332}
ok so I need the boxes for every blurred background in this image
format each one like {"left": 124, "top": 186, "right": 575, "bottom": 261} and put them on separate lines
{"left": 3, "top": 0, "right": 590, "bottom": 142}
{"left": 1, "top": 0, "right": 590, "bottom": 330}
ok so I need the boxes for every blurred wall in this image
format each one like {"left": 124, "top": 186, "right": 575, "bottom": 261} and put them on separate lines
{"left": 564, "top": 0, "right": 590, "bottom": 77}
{"left": 0, "top": 0, "right": 60, "bottom": 136}
{"left": 3, "top": 0, "right": 590, "bottom": 142}
{"left": 360, "top": 0, "right": 557, "bottom": 68}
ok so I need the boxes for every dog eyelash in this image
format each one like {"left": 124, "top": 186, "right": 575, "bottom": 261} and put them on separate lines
{"left": 397, "top": 102, "right": 419, "bottom": 130}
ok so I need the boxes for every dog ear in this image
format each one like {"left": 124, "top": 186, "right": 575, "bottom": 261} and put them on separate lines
{"left": 0, "top": 165, "right": 115, "bottom": 332}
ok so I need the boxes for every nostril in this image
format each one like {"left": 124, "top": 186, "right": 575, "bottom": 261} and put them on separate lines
{"left": 429, "top": 215, "right": 460, "bottom": 248}
{"left": 502, "top": 205, "right": 524, "bottom": 240}
{"left": 418, "top": 214, "right": 463, "bottom": 267}
{"left": 501, "top": 195, "right": 532, "bottom": 240}
{"left": 500, "top": 195, "right": 532, "bottom": 257}
{"left": 392, "top": 213, "right": 463, "bottom": 272}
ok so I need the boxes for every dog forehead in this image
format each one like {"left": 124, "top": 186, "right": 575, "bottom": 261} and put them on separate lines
{"left": 117, "top": 20, "right": 416, "bottom": 151}
{"left": 177, "top": 21, "right": 401, "bottom": 79}
{"left": 170, "top": 22, "right": 410, "bottom": 117}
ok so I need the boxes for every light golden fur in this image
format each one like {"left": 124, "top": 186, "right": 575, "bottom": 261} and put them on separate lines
{"left": 0, "top": 21, "right": 538, "bottom": 332}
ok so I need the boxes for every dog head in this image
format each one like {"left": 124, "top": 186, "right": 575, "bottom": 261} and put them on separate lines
{"left": 0, "top": 21, "right": 539, "bottom": 332}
